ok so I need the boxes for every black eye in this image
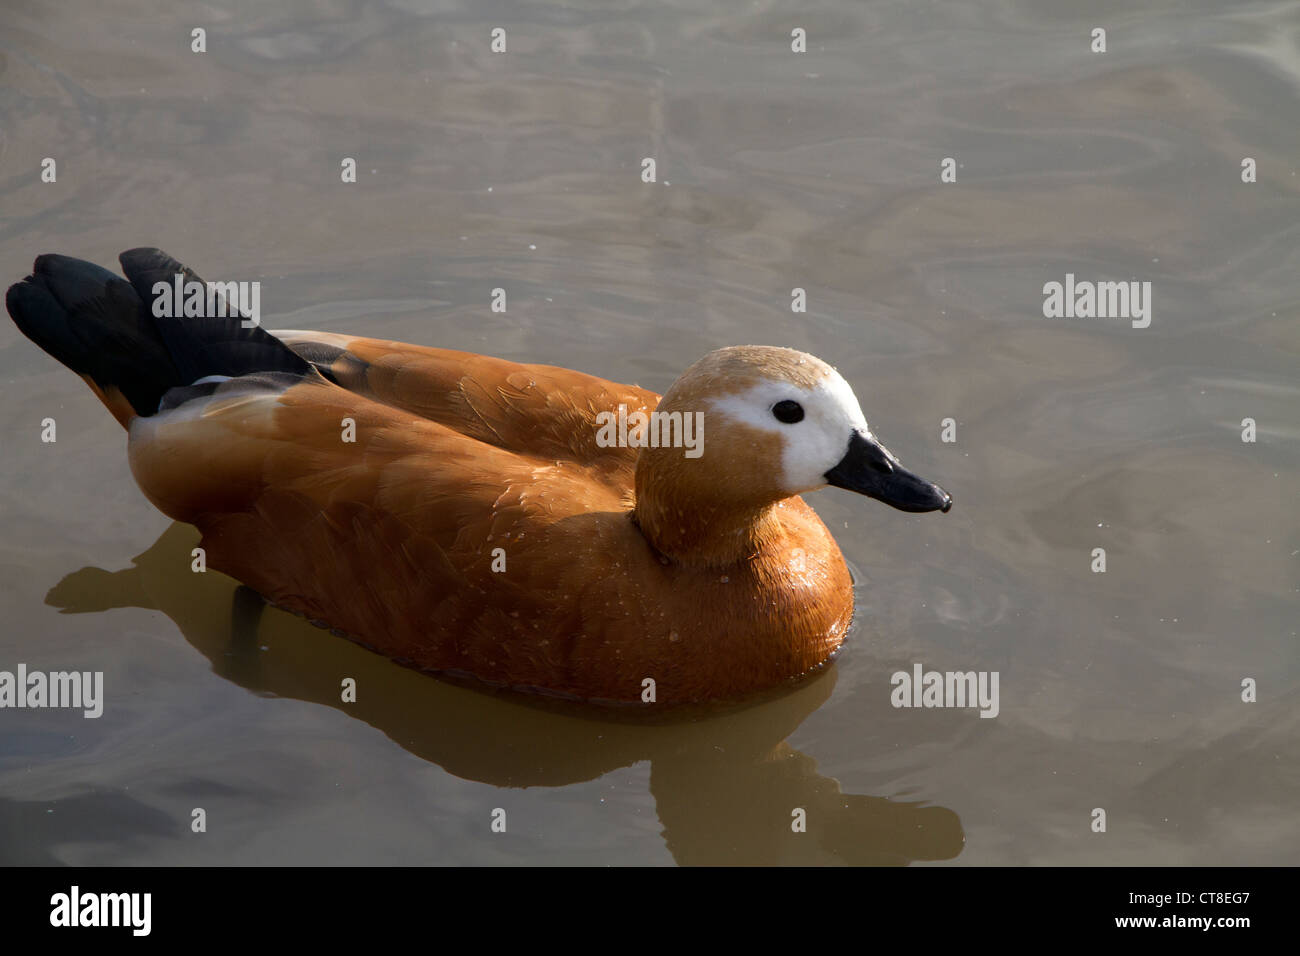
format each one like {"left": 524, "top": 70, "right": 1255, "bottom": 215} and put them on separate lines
{"left": 772, "top": 400, "right": 804, "bottom": 424}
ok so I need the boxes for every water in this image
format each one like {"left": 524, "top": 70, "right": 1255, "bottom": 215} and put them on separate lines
{"left": 0, "top": 0, "right": 1296, "bottom": 865}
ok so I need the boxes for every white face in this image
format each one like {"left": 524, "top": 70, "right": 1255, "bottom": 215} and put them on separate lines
{"left": 708, "top": 370, "right": 874, "bottom": 494}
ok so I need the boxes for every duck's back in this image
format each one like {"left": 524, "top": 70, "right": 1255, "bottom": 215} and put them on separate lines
{"left": 274, "top": 330, "right": 659, "bottom": 479}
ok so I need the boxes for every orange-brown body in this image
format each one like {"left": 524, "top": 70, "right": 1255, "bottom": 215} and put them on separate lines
{"left": 128, "top": 337, "right": 853, "bottom": 704}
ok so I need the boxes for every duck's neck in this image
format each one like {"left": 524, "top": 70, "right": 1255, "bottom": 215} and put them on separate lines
{"left": 633, "top": 451, "right": 784, "bottom": 568}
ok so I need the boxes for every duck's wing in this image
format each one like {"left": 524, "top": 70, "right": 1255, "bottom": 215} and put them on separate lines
{"left": 129, "top": 372, "right": 630, "bottom": 671}
{"left": 273, "top": 330, "right": 660, "bottom": 472}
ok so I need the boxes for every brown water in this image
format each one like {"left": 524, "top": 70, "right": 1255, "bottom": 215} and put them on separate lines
{"left": 0, "top": 0, "right": 1296, "bottom": 865}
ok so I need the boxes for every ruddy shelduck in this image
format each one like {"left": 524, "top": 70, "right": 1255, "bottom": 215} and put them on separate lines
{"left": 7, "top": 249, "right": 951, "bottom": 704}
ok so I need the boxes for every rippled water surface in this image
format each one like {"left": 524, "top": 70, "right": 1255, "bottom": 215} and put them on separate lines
{"left": 1, "top": 0, "right": 1296, "bottom": 864}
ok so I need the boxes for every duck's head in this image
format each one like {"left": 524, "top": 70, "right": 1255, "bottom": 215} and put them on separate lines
{"left": 634, "top": 345, "right": 950, "bottom": 563}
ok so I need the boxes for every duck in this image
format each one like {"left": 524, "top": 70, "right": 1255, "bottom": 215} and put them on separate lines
{"left": 6, "top": 248, "right": 952, "bottom": 705}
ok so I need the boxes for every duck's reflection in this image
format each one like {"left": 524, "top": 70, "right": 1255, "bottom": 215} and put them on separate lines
{"left": 47, "top": 522, "right": 963, "bottom": 865}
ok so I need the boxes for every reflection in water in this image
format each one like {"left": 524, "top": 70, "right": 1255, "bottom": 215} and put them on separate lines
{"left": 45, "top": 522, "right": 963, "bottom": 866}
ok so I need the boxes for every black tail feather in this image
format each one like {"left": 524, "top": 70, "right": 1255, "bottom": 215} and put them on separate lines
{"left": 118, "top": 247, "right": 311, "bottom": 386}
{"left": 6, "top": 248, "right": 312, "bottom": 419}
{"left": 7, "top": 254, "right": 180, "bottom": 416}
